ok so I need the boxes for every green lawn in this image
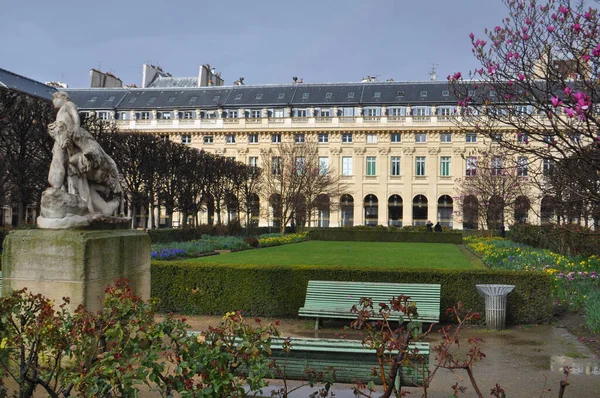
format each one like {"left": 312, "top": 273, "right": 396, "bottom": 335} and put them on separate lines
{"left": 191, "top": 241, "right": 482, "bottom": 269}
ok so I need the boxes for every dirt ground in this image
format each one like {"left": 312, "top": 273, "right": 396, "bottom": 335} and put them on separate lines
{"left": 156, "top": 312, "right": 600, "bottom": 397}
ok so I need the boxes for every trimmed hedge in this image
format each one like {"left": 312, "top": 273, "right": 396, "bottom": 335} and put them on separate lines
{"left": 147, "top": 226, "right": 295, "bottom": 243}
{"left": 152, "top": 261, "right": 552, "bottom": 324}
{"left": 309, "top": 229, "right": 463, "bottom": 244}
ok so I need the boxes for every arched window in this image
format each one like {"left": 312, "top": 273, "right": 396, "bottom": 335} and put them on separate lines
{"left": 247, "top": 193, "right": 259, "bottom": 228}
{"left": 340, "top": 194, "right": 354, "bottom": 227}
{"left": 269, "top": 194, "right": 282, "bottom": 229}
{"left": 463, "top": 195, "right": 478, "bottom": 229}
{"left": 316, "top": 194, "right": 330, "bottom": 228}
{"left": 388, "top": 195, "right": 403, "bottom": 227}
{"left": 364, "top": 194, "right": 379, "bottom": 226}
{"left": 541, "top": 196, "right": 555, "bottom": 224}
{"left": 437, "top": 195, "right": 453, "bottom": 227}
{"left": 514, "top": 196, "right": 530, "bottom": 224}
{"left": 412, "top": 195, "right": 428, "bottom": 226}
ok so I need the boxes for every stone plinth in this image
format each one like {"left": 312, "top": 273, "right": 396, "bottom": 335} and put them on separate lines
{"left": 1, "top": 229, "right": 150, "bottom": 312}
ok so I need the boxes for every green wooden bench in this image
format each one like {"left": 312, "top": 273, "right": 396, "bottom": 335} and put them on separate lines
{"left": 270, "top": 337, "right": 430, "bottom": 387}
{"left": 298, "top": 280, "right": 441, "bottom": 330}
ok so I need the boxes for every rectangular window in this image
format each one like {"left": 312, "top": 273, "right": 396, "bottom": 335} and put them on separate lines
{"left": 272, "top": 134, "right": 281, "bottom": 143}
{"left": 491, "top": 157, "right": 503, "bottom": 176}
{"left": 517, "top": 132, "right": 528, "bottom": 143}
{"left": 181, "top": 134, "right": 191, "bottom": 144}
{"left": 415, "top": 157, "right": 426, "bottom": 176}
{"left": 543, "top": 158, "right": 553, "bottom": 175}
{"left": 517, "top": 157, "right": 528, "bottom": 176}
{"left": 181, "top": 111, "right": 194, "bottom": 119}
{"left": 440, "top": 133, "right": 452, "bottom": 143}
{"left": 366, "top": 134, "right": 377, "bottom": 144}
{"left": 226, "top": 134, "right": 236, "bottom": 144}
{"left": 203, "top": 135, "right": 213, "bottom": 144}
{"left": 342, "top": 107, "right": 355, "bottom": 117}
{"left": 466, "top": 156, "right": 477, "bottom": 176}
{"left": 295, "top": 157, "right": 305, "bottom": 174}
{"left": 117, "top": 111, "right": 129, "bottom": 120}
{"left": 437, "top": 107, "right": 452, "bottom": 116}
{"left": 389, "top": 107, "right": 406, "bottom": 116}
{"left": 415, "top": 133, "right": 426, "bottom": 143}
{"left": 342, "top": 133, "right": 353, "bottom": 143}
{"left": 97, "top": 111, "right": 109, "bottom": 120}
{"left": 391, "top": 133, "right": 401, "bottom": 143}
{"left": 440, "top": 156, "right": 451, "bottom": 176}
{"left": 366, "top": 156, "right": 376, "bottom": 176}
{"left": 273, "top": 108, "right": 284, "bottom": 118}
{"left": 466, "top": 132, "right": 477, "bottom": 143}
{"left": 319, "top": 108, "right": 331, "bottom": 117}
{"left": 248, "top": 156, "right": 258, "bottom": 168}
{"left": 544, "top": 134, "right": 555, "bottom": 143}
{"left": 138, "top": 111, "right": 150, "bottom": 120}
{"left": 493, "top": 133, "right": 503, "bottom": 142}
{"left": 412, "top": 107, "right": 430, "bottom": 116}
{"left": 251, "top": 110, "right": 261, "bottom": 118}
{"left": 272, "top": 157, "right": 282, "bottom": 175}
{"left": 295, "top": 133, "right": 305, "bottom": 143}
{"left": 158, "top": 112, "right": 172, "bottom": 120}
{"left": 295, "top": 109, "right": 307, "bottom": 117}
{"left": 248, "top": 134, "right": 258, "bottom": 143}
{"left": 365, "top": 108, "right": 380, "bottom": 117}
{"left": 342, "top": 156, "right": 353, "bottom": 176}
{"left": 319, "top": 157, "right": 329, "bottom": 175}
{"left": 391, "top": 156, "right": 401, "bottom": 176}
{"left": 318, "top": 133, "right": 329, "bottom": 143}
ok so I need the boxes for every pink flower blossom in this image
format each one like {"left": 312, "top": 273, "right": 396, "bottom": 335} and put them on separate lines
{"left": 583, "top": 54, "right": 591, "bottom": 62}
{"left": 573, "top": 23, "right": 582, "bottom": 32}
{"left": 518, "top": 73, "right": 525, "bottom": 81}
{"left": 469, "top": 32, "right": 474, "bottom": 40}
{"left": 551, "top": 97, "right": 563, "bottom": 107}
{"left": 564, "top": 87, "right": 573, "bottom": 97}
{"left": 565, "top": 107, "right": 575, "bottom": 117}
{"left": 453, "top": 72, "right": 462, "bottom": 80}
{"left": 584, "top": 11, "right": 592, "bottom": 20}
{"left": 547, "top": 25, "right": 555, "bottom": 32}
{"left": 558, "top": 5, "right": 569, "bottom": 15}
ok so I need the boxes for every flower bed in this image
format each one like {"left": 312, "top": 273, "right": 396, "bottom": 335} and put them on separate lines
{"left": 258, "top": 232, "right": 310, "bottom": 248}
{"left": 465, "top": 236, "right": 600, "bottom": 331}
{"left": 151, "top": 235, "right": 250, "bottom": 260}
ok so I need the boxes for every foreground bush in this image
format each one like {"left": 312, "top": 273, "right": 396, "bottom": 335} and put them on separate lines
{"left": 0, "top": 281, "right": 279, "bottom": 397}
{"left": 466, "top": 236, "right": 600, "bottom": 331}
{"left": 151, "top": 261, "right": 552, "bottom": 324}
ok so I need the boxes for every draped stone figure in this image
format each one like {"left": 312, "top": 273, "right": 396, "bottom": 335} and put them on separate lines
{"left": 37, "top": 91, "right": 127, "bottom": 229}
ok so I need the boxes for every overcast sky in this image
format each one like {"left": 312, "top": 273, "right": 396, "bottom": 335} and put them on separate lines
{"left": 1, "top": 0, "right": 511, "bottom": 88}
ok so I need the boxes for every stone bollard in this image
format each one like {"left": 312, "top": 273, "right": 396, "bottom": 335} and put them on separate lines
{"left": 476, "top": 284, "right": 515, "bottom": 330}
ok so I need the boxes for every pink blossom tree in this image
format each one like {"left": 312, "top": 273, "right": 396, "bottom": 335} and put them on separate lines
{"left": 449, "top": 0, "right": 600, "bottom": 222}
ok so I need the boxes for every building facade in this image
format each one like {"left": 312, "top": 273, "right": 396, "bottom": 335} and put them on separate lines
{"left": 64, "top": 80, "right": 542, "bottom": 229}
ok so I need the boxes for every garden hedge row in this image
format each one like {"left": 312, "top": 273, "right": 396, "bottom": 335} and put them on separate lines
{"left": 309, "top": 229, "right": 463, "bottom": 244}
{"left": 147, "top": 226, "right": 294, "bottom": 243}
{"left": 152, "top": 261, "right": 552, "bottom": 324}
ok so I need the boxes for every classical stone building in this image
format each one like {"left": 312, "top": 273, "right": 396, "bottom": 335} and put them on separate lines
{"left": 64, "top": 72, "right": 544, "bottom": 230}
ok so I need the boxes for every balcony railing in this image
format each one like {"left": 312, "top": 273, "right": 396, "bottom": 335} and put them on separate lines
{"left": 179, "top": 119, "right": 195, "bottom": 125}
{"left": 339, "top": 117, "right": 356, "bottom": 123}
{"left": 388, "top": 116, "right": 406, "bottom": 123}
{"left": 413, "top": 116, "right": 431, "bottom": 122}
{"left": 292, "top": 117, "right": 308, "bottom": 123}
{"left": 316, "top": 117, "right": 332, "bottom": 123}
{"left": 223, "top": 118, "right": 239, "bottom": 124}
{"left": 246, "top": 118, "right": 261, "bottom": 124}
{"left": 363, "top": 116, "right": 381, "bottom": 123}
{"left": 269, "top": 118, "right": 285, "bottom": 123}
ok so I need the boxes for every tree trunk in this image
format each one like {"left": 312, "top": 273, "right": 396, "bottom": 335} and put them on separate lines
{"left": 130, "top": 205, "right": 136, "bottom": 229}
{"left": 17, "top": 201, "right": 25, "bottom": 227}
{"left": 147, "top": 204, "right": 153, "bottom": 230}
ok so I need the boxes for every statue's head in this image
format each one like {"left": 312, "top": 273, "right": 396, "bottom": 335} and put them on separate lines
{"left": 49, "top": 120, "right": 71, "bottom": 149}
{"left": 52, "top": 91, "right": 71, "bottom": 109}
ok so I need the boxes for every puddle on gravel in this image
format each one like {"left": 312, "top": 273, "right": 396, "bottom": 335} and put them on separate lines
{"left": 552, "top": 356, "right": 600, "bottom": 376}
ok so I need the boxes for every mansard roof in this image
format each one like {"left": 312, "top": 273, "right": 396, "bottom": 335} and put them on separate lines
{"left": 65, "top": 81, "right": 459, "bottom": 110}
{"left": 0, "top": 68, "right": 56, "bottom": 101}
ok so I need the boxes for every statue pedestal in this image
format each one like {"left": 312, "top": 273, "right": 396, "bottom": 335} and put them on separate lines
{"left": 1, "top": 229, "right": 150, "bottom": 312}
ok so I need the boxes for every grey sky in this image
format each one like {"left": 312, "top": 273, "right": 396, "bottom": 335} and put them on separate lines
{"left": 1, "top": 0, "right": 510, "bottom": 87}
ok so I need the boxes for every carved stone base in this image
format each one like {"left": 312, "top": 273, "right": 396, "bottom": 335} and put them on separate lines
{"left": 1, "top": 229, "right": 150, "bottom": 312}
{"left": 37, "top": 188, "right": 129, "bottom": 229}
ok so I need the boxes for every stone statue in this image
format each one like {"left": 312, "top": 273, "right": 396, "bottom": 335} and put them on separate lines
{"left": 37, "top": 92, "right": 126, "bottom": 229}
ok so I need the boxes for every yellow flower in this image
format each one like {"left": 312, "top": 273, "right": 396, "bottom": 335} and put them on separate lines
{"left": 0, "top": 338, "right": 7, "bottom": 350}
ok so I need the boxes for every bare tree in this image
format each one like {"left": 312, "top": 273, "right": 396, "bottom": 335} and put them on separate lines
{"left": 450, "top": 0, "right": 600, "bottom": 219}
{"left": 454, "top": 144, "right": 532, "bottom": 233}
{"left": 260, "top": 139, "right": 347, "bottom": 234}
{"left": 0, "top": 87, "right": 54, "bottom": 225}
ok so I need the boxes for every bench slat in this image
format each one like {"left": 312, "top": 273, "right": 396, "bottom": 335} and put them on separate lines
{"left": 299, "top": 281, "right": 441, "bottom": 329}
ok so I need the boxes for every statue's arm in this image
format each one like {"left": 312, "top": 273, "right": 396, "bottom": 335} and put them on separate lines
{"left": 66, "top": 102, "right": 81, "bottom": 133}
